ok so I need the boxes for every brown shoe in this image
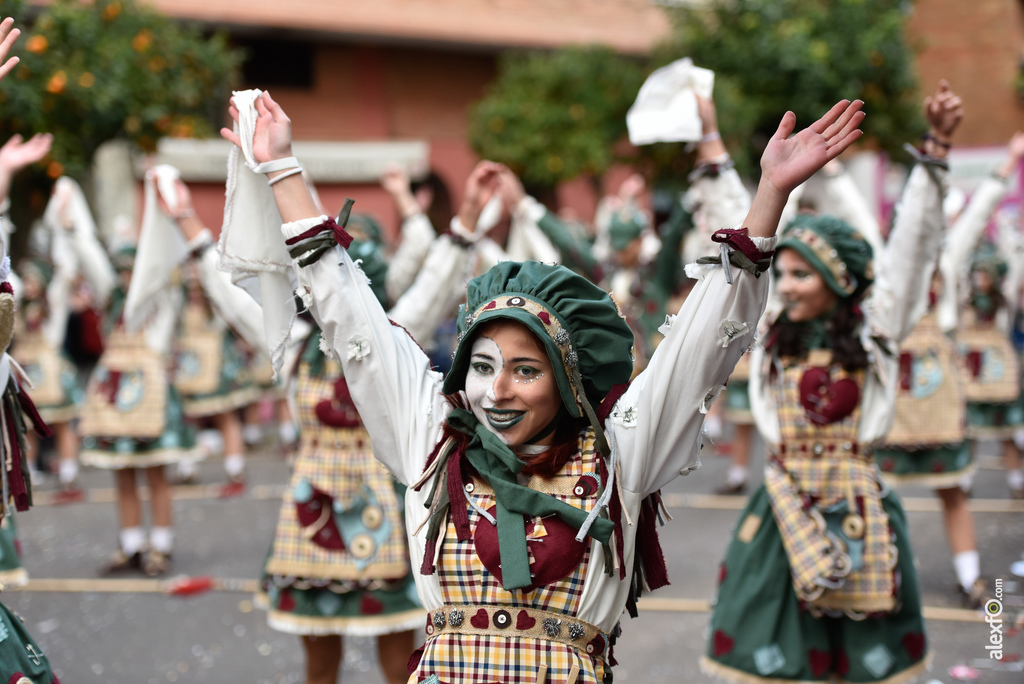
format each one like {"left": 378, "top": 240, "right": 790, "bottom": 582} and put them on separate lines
{"left": 1011, "top": 487, "right": 1024, "bottom": 501}
{"left": 715, "top": 480, "right": 747, "bottom": 496}
{"left": 99, "top": 550, "right": 142, "bottom": 576}
{"left": 142, "top": 549, "right": 172, "bottom": 577}
{"left": 960, "top": 578, "right": 989, "bottom": 609}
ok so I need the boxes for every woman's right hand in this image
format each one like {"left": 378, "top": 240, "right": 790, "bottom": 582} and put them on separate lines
{"left": 0, "top": 17, "right": 21, "bottom": 84}
{"left": 220, "top": 91, "right": 294, "bottom": 166}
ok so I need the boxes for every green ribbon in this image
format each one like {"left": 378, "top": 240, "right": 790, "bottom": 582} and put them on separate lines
{"left": 446, "top": 408, "right": 614, "bottom": 591}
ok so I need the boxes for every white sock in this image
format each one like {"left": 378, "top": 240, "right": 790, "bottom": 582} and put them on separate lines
{"left": 224, "top": 453, "right": 245, "bottom": 478}
{"left": 242, "top": 424, "right": 262, "bottom": 446}
{"left": 705, "top": 415, "right": 723, "bottom": 440}
{"left": 149, "top": 526, "right": 174, "bottom": 554}
{"left": 953, "top": 549, "right": 980, "bottom": 591}
{"left": 726, "top": 464, "right": 748, "bottom": 487}
{"left": 176, "top": 458, "right": 198, "bottom": 479}
{"left": 959, "top": 472, "right": 975, "bottom": 492}
{"left": 59, "top": 459, "right": 79, "bottom": 485}
{"left": 278, "top": 421, "right": 298, "bottom": 446}
{"left": 197, "top": 429, "right": 224, "bottom": 457}
{"left": 1008, "top": 469, "right": 1024, "bottom": 491}
{"left": 120, "top": 526, "right": 147, "bottom": 556}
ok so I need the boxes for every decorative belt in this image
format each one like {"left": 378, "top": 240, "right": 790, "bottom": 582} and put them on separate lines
{"left": 777, "top": 438, "right": 872, "bottom": 459}
{"left": 426, "top": 604, "right": 611, "bottom": 662}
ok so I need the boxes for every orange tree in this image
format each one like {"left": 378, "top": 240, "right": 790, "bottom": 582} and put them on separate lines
{"left": 0, "top": 0, "right": 241, "bottom": 220}
{"left": 468, "top": 46, "right": 644, "bottom": 195}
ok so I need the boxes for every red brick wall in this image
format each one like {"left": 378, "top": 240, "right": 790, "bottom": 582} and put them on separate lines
{"left": 908, "top": 0, "right": 1024, "bottom": 146}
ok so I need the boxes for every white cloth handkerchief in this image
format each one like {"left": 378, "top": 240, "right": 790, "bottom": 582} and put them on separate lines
{"left": 627, "top": 57, "right": 715, "bottom": 145}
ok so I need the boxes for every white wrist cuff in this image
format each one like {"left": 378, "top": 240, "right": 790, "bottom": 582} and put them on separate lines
{"left": 268, "top": 167, "right": 304, "bottom": 186}
{"left": 254, "top": 156, "right": 300, "bottom": 174}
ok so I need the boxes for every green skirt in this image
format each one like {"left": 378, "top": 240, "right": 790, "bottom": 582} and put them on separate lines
{"left": 0, "top": 515, "right": 27, "bottom": 587}
{"left": 965, "top": 397, "right": 1024, "bottom": 440}
{"left": 876, "top": 442, "right": 973, "bottom": 490}
{"left": 81, "top": 386, "right": 201, "bottom": 469}
{"left": 0, "top": 599, "right": 56, "bottom": 683}
{"left": 724, "top": 381, "right": 754, "bottom": 425}
{"left": 702, "top": 485, "right": 928, "bottom": 684}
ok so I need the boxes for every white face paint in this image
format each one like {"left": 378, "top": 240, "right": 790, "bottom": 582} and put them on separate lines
{"left": 466, "top": 336, "right": 507, "bottom": 442}
{"left": 463, "top": 322, "right": 561, "bottom": 447}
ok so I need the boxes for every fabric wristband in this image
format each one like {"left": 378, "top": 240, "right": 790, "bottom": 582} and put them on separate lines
{"left": 253, "top": 156, "right": 300, "bottom": 174}
{"left": 268, "top": 167, "right": 304, "bottom": 186}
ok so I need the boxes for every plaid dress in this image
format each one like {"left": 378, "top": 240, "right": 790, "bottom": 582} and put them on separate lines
{"left": 956, "top": 312, "right": 1024, "bottom": 439}
{"left": 705, "top": 352, "right": 928, "bottom": 684}
{"left": 877, "top": 312, "right": 972, "bottom": 488}
{"left": 412, "top": 431, "right": 610, "bottom": 684}
{"left": 259, "top": 334, "right": 423, "bottom": 636}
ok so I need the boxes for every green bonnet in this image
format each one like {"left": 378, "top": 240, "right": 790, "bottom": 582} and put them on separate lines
{"left": 776, "top": 214, "right": 874, "bottom": 299}
{"left": 443, "top": 261, "right": 634, "bottom": 420}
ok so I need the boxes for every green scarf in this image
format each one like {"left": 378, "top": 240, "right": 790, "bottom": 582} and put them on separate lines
{"left": 445, "top": 408, "right": 614, "bottom": 591}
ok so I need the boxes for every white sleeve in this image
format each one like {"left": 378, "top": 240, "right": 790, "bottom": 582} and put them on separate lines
{"left": 507, "top": 203, "right": 561, "bottom": 264}
{"left": 41, "top": 229, "right": 76, "bottom": 348}
{"left": 68, "top": 224, "right": 116, "bottom": 309}
{"left": 694, "top": 166, "right": 751, "bottom": 232}
{"left": 608, "top": 236, "right": 775, "bottom": 495}
{"left": 284, "top": 216, "right": 448, "bottom": 485}
{"left": 388, "top": 235, "right": 471, "bottom": 347}
{"left": 868, "top": 164, "right": 947, "bottom": 345}
{"left": 143, "top": 288, "right": 180, "bottom": 356}
{"left": 188, "top": 229, "right": 266, "bottom": 350}
{"left": 822, "top": 169, "right": 884, "bottom": 258}
{"left": 385, "top": 212, "right": 435, "bottom": 304}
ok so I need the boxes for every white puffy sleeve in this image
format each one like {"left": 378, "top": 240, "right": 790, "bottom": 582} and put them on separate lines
{"left": 868, "top": 163, "right": 947, "bottom": 346}
{"left": 385, "top": 212, "right": 436, "bottom": 304}
{"left": 187, "top": 229, "right": 266, "bottom": 350}
{"left": 284, "top": 216, "right": 449, "bottom": 485}
{"left": 608, "top": 235, "right": 775, "bottom": 495}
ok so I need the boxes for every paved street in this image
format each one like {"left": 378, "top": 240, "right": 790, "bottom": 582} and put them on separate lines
{"left": 4, "top": 431, "right": 1023, "bottom": 683}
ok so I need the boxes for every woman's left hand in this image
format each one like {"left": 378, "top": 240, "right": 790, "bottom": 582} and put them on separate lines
{"left": 760, "top": 99, "right": 865, "bottom": 197}
{"left": 220, "top": 91, "right": 294, "bottom": 165}
{"left": 0, "top": 17, "right": 21, "bottom": 83}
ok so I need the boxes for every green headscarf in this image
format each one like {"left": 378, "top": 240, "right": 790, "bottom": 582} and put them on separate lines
{"left": 776, "top": 214, "right": 874, "bottom": 300}
{"left": 608, "top": 207, "right": 647, "bottom": 252}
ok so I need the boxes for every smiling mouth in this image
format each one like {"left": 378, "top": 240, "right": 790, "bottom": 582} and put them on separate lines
{"left": 485, "top": 409, "right": 525, "bottom": 430}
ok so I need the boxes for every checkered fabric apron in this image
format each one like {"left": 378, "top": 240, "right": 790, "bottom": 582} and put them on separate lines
{"left": 265, "top": 358, "right": 409, "bottom": 580}
{"left": 956, "top": 313, "right": 1021, "bottom": 403}
{"left": 885, "top": 312, "right": 965, "bottom": 446}
{"left": 768, "top": 355, "right": 897, "bottom": 614}
{"left": 413, "top": 432, "right": 610, "bottom": 684}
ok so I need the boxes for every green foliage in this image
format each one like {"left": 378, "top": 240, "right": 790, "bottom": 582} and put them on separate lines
{"left": 0, "top": 0, "right": 243, "bottom": 179}
{"left": 468, "top": 47, "right": 644, "bottom": 189}
{"left": 658, "top": 0, "right": 923, "bottom": 177}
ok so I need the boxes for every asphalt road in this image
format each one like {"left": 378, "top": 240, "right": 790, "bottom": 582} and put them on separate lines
{"left": 5, "top": 430, "right": 1023, "bottom": 684}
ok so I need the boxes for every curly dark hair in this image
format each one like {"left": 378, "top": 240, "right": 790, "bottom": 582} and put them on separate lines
{"left": 768, "top": 302, "right": 870, "bottom": 372}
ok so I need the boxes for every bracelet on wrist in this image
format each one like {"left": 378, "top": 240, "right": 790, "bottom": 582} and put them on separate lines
{"left": 268, "top": 167, "right": 304, "bottom": 186}
{"left": 922, "top": 133, "right": 951, "bottom": 150}
{"left": 700, "top": 130, "right": 722, "bottom": 143}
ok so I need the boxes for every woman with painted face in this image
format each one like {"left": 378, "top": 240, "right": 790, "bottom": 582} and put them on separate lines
{"left": 702, "top": 83, "right": 961, "bottom": 684}
{"left": 222, "top": 91, "right": 863, "bottom": 683}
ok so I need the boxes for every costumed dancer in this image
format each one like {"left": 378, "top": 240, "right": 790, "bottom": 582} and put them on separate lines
{"left": 222, "top": 89, "right": 863, "bottom": 682}
{"left": 12, "top": 176, "right": 113, "bottom": 499}
{"left": 0, "top": 15, "right": 60, "bottom": 681}
{"left": 702, "top": 83, "right": 959, "bottom": 684}
{"left": 877, "top": 128, "right": 1024, "bottom": 607}
{"left": 141, "top": 167, "right": 261, "bottom": 492}
{"left": 218, "top": 95, "right": 492, "bottom": 683}
{"left": 79, "top": 168, "right": 201, "bottom": 577}
{"left": 939, "top": 143, "right": 1024, "bottom": 499}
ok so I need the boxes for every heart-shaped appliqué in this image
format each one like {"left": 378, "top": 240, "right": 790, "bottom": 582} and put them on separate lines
{"left": 473, "top": 505, "right": 585, "bottom": 590}
{"left": 470, "top": 609, "right": 489, "bottom": 629}
{"left": 516, "top": 610, "right": 536, "bottom": 630}
{"left": 799, "top": 367, "right": 860, "bottom": 425}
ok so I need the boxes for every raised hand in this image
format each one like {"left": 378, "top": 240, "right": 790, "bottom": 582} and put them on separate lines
{"left": 0, "top": 17, "right": 21, "bottom": 83}
{"left": 0, "top": 133, "right": 53, "bottom": 174}
{"left": 380, "top": 165, "right": 411, "bottom": 197}
{"left": 457, "top": 160, "right": 503, "bottom": 233}
{"left": 496, "top": 166, "right": 526, "bottom": 210}
{"left": 760, "top": 99, "right": 865, "bottom": 197}
{"left": 220, "top": 91, "right": 294, "bottom": 165}
{"left": 924, "top": 80, "right": 962, "bottom": 143}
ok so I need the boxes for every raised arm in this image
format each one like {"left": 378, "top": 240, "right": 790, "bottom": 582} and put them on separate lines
{"left": 221, "top": 91, "right": 449, "bottom": 483}
{"left": 611, "top": 100, "right": 865, "bottom": 494}
{"left": 164, "top": 179, "right": 267, "bottom": 349}
{"left": 874, "top": 81, "right": 960, "bottom": 344}
{"left": 381, "top": 166, "right": 436, "bottom": 303}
